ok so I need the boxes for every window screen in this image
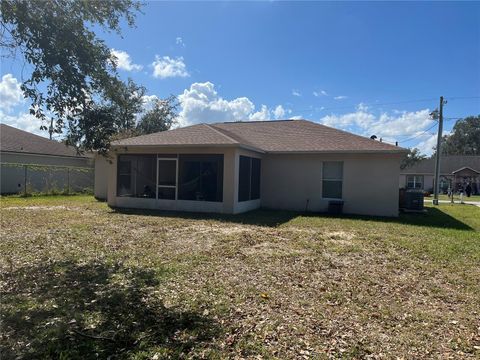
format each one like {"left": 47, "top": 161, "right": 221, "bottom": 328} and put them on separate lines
{"left": 158, "top": 160, "right": 176, "bottom": 186}
{"left": 117, "top": 155, "right": 156, "bottom": 198}
{"left": 322, "top": 161, "right": 343, "bottom": 199}
{"left": 238, "top": 156, "right": 261, "bottom": 202}
{"left": 238, "top": 156, "right": 251, "bottom": 202}
{"left": 406, "top": 175, "right": 423, "bottom": 189}
{"left": 251, "top": 158, "right": 261, "bottom": 200}
{"left": 178, "top": 154, "right": 223, "bottom": 202}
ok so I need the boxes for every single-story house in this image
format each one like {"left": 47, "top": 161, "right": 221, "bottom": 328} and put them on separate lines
{"left": 96, "top": 119, "right": 406, "bottom": 217}
{"left": 0, "top": 123, "right": 94, "bottom": 194}
{"left": 399, "top": 155, "right": 480, "bottom": 194}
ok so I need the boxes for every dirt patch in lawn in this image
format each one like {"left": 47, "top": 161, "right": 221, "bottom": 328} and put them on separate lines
{"left": 3, "top": 205, "right": 72, "bottom": 211}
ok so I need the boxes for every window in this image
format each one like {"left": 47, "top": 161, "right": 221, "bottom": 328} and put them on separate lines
{"left": 238, "top": 156, "right": 261, "bottom": 202}
{"left": 178, "top": 154, "right": 223, "bottom": 202}
{"left": 117, "top": 155, "right": 156, "bottom": 198}
{"left": 157, "top": 159, "right": 177, "bottom": 200}
{"left": 322, "top": 161, "right": 343, "bottom": 199}
{"left": 406, "top": 175, "right": 423, "bottom": 189}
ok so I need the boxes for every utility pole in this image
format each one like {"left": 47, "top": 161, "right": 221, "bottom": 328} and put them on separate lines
{"left": 433, "top": 96, "right": 446, "bottom": 205}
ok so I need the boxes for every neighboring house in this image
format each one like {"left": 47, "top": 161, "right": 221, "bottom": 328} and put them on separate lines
{"left": 399, "top": 155, "right": 480, "bottom": 194}
{"left": 0, "top": 124, "right": 94, "bottom": 194}
{"left": 96, "top": 119, "right": 406, "bottom": 217}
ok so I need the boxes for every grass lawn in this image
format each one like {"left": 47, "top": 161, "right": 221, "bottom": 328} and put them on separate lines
{"left": 1, "top": 195, "right": 479, "bottom": 359}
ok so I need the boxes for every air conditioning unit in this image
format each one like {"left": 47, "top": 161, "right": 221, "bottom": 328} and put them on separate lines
{"left": 404, "top": 190, "right": 424, "bottom": 211}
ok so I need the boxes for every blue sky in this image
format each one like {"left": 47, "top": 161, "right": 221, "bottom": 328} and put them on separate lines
{"left": 1, "top": 1, "right": 479, "bottom": 154}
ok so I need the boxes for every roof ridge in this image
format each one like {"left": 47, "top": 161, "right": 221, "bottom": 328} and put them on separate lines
{"left": 111, "top": 123, "right": 205, "bottom": 145}
{"left": 203, "top": 123, "right": 239, "bottom": 144}
{"left": 305, "top": 120, "right": 405, "bottom": 151}
{"left": 213, "top": 119, "right": 297, "bottom": 125}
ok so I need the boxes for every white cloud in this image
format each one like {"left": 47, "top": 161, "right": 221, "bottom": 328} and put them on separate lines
{"left": 321, "top": 106, "right": 376, "bottom": 131}
{"left": 273, "top": 105, "right": 286, "bottom": 119}
{"left": 0, "top": 109, "right": 47, "bottom": 136}
{"left": 250, "top": 105, "right": 271, "bottom": 121}
{"left": 176, "top": 37, "right": 185, "bottom": 47}
{"left": 416, "top": 133, "right": 438, "bottom": 155}
{"left": 178, "top": 82, "right": 253, "bottom": 126}
{"left": 292, "top": 89, "right": 301, "bottom": 97}
{"left": 289, "top": 115, "right": 303, "bottom": 120}
{"left": 313, "top": 90, "right": 328, "bottom": 97}
{"left": 111, "top": 49, "right": 143, "bottom": 71}
{"left": 319, "top": 106, "right": 436, "bottom": 154}
{"left": 152, "top": 56, "right": 189, "bottom": 79}
{"left": 334, "top": 95, "right": 347, "bottom": 100}
{"left": 141, "top": 94, "right": 159, "bottom": 111}
{"left": 0, "top": 74, "right": 24, "bottom": 111}
{"left": 177, "top": 81, "right": 286, "bottom": 126}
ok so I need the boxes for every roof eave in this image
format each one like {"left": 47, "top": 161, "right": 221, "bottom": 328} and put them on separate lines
{"left": 266, "top": 149, "right": 408, "bottom": 155}
{"left": 0, "top": 149, "right": 91, "bottom": 159}
{"left": 110, "top": 143, "right": 266, "bottom": 154}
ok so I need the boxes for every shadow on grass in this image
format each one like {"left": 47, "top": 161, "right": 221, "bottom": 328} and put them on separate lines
{"left": 111, "top": 207, "right": 298, "bottom": 227}
{"left": 334, "top": 207, "right": 475, "bottom": 231}
{"left": 1, "top": 260, "right": 220, "bottom": 359}
{"left": 111, "top": 206, "right": 475, "bottom": 231}
{"left": 396, "top": 207, "right": 475, "bottom": 230}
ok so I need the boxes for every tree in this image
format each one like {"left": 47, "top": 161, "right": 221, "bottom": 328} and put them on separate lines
{"left": 439, "top": 116, "right": 480, "bottom": 155}
{"left": 0, "top": 0, "right": 142, "bottom": 138}
{"left": 107, "top": 78, "right": 146, "bottom": 130}
{"left": 136, "top": 95, "right": 179, "bottom": 135}
{"left": 400, "top": 148, "right": 427, "bottom": 169}
{"left": 66, "top": 105, "right": 120, "bottom": 154}
{"left": 66, "top": 92, "right": 179, "bottom": 155}
{"left": 65, "top": 79, "right": 145, "bottom": 154}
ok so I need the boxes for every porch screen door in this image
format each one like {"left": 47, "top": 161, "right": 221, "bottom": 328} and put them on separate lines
{"left": 157, "top": 158, "right": 177, "bottom": 200}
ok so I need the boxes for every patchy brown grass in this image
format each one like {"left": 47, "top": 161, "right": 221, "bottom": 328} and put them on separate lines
{"left": 1, "top": 195, "right": 479, "bottom": 359}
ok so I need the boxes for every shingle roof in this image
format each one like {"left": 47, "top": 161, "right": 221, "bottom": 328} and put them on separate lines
{"left": 452, "top": 166, "right": 480, "bottom": 174}
{"left": 0, "top": 123, "right": 90, "bottom": 158}
{"left": 112, "top": 119, "right": 406, "bottom": 153}
{"left": 113, "top": 123, "right": 238, "bottom": 147}
{"left": 401, "top": 155, "right": 480, "bottom": 174}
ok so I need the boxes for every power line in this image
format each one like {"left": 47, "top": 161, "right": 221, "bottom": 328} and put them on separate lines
{"left": 394, "top": 119, "right": 436, "bottom": 140}
{"left": 294, "top": 97, "right": 438, "bottom": 113}
{"left": 290, "top": 95, "right": 479, "bottom": 114}
{"left": 447, "top": 96, "right": 480, "bottom": 100}
{"left": 397, "top": 122, "right": 438, "bottom": 143}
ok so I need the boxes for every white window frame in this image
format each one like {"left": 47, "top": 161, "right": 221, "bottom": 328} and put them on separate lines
{"left": 322, "top": 161, "right": 343, "bottom": 200}
{"left": 156, "top": 156, "right": 178, "bottom": 200}
{"left": 406, "top": 175, "right": 423, "bottom": 190}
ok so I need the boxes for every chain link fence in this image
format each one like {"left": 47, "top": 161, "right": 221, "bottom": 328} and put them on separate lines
{"left": 1, "top": 163, "right": 94, "bottom": 196}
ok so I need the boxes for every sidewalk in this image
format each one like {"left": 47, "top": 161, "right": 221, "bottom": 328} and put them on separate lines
{"left": 427, "top": 199, "right": 480, "bottom": 207}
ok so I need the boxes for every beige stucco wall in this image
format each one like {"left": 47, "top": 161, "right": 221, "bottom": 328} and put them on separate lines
{"left": 100, "top": 146, "right": 402, "bottom": 217}
{"left": 94, "top": 154, "right": 110, "bottom": 200}
{"left": 261, "top": 153, "right": 403, "bottom": 217}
